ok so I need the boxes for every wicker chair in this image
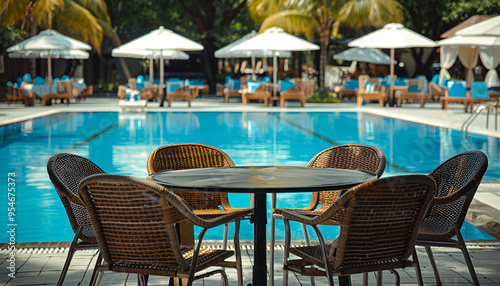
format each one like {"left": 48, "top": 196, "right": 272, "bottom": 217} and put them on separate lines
{"left": 147, "top": 143, "right": 252, "bottom": 250}
{"left": 78, "top": 174, "right": 248, "bottom": 286}
{"left": 47, "top": 153, "right": 105, "bottom": 286}
{"left": 414, "top": 150, "right": 488, "bottom": 286}
{"left": 281, "top": 175, "right": 436, "bottom": 286}
{"left": 270, "top": 144, "right": 386, "bottom": 283}
{"left": 242, "top": 84, "right": 271, "bottom": 106}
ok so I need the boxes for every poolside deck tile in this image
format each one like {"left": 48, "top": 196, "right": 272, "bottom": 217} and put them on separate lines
{"left": 1, "top": 243, "right": 500, "bottom": 285}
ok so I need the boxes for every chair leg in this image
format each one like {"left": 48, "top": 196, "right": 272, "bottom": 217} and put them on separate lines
{"left": 454, "top": 224, "right": 480, "bottom": 286}
{"left": 221, "top": 223, "right": 229, "bottom": 285}
{"left": 411, "top": 249, "right": 424, "bottom": 286}
{"left": 362, "top": 272, "right": 369, "bottom": 286}
{"left": 376, "top": 270, "right": 383, "bottom": 286}
{"left": 389, "top": 269, "right": 400, "bottom": 286}
{"left": 301, "top": 224, "right": 315, "bottom": 286}
{"left": 282, "top": 219, "right": 291, "bottom": 286}
{"left": 233, "top": 219, "right": 243, "bottom": 286}
{"left": 425, "top": 246, "right": 442, "bottom": 286}
{"left": 57, "top": 226, "right": 82, "bottom": 286}
{"left": 89, "top": 252, "right": 102, "bottom": 286}
{"left": 270, "top": 215, "right": 276, "bottom": 286}
{"left": 312, "top": 225, "right": 334, "bottom": 286}
{"left": 270, "top": 193, "right": 277, "bottom": 286}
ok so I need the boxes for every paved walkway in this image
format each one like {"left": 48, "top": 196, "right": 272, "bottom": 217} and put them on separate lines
{"left": 1, "top": 241, "right": 499, "bottom": 285}
{"left": 1, "top": 96, "right": 499, "bottom": 285}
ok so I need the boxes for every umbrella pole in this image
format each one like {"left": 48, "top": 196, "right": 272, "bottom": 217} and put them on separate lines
{"left": 389, "top": 48, "right": 395, "bottom": 106}
{"left": 251, "top": 56, "right": 256, "bottom": 80}
{"left": 149, "top": 58, "right": 154, "bottom": 86}
{"left": 48, "top": 50, "right": 53, "bottom": 94}
{"left": 273, "top": 54, "right": 278, "bottom": 98}
{"left": 159, "top": 57, "right": 166, "bottom": 107}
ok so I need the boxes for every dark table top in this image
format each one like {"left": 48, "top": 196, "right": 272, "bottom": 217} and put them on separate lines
{"left": 150, "top": 166, "right": 376, "bottom": 193}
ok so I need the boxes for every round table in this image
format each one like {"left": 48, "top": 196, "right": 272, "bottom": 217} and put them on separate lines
{"left": 150, "top": 166, "right": 376, "bottom": 286}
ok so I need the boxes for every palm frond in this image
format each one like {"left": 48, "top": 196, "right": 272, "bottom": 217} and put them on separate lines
{"left": 98, "top": 19, "right": 121, "bottom": 46}
{"left": 0, "top": 0, "right": 30, "bottom": 27}
{"left": 260, "top": 10, "right": 314, "bottom": 40}
{"left": 54, "top": 0, "right": 102, "bottom": 52}
{"left": 339, "top": 0, "right": 402, "bottom": 28}
{"left": 73, "top": 0, "right": 110, "bottom": 23}
{"left": 247, "top": 0, "right": 285, "bottom": 24}
{"left": 32, "top": 0, "right": 65, "bottom": 29}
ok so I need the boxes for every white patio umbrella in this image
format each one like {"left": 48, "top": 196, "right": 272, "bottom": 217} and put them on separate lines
{"left": 348, "top": 23, "right": 437, "bottom": 84}
{"left": 438, "top": 35, "right": 500, "bottom": 47}
{"left": 111, "top": 49, "right": 189, "bottom": 87}
{"left": 456, "top": 15, "right": 500, "bottom": 36}
{"left": 333, "top": 47, "right": 396, "bottom": 65}
{"left": 230, "top": 27, "right": 319, "bottom": 97}
{"left": 114, "top": 26, "right": 203, "bottom": 106}
{"left": 215, "top": 30, "right": 291, "bottom": 80}
{"left": 7, "top": 29, "right": 92, "bottom": 92}
{"left": 9, "top": 49, "right": 89, "bottom": 59}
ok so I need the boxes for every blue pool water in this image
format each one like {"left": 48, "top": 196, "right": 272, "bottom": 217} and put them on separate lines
{"left": 1, "top": 111, "right": 498, "bottom": 243}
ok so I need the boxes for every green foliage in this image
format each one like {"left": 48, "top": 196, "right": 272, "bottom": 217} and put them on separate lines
{"left": 0, "top": 26, "right": 28, "bottom": 55}
{"left": 307, "top": 89, "right": 340, "bottom": 103}
{"left": 93, "top": 81, "right": 118, "bottom": 93}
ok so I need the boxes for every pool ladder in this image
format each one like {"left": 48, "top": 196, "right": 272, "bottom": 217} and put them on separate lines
{"left": 461, "top": 101, "right": 499, "bottom": 137}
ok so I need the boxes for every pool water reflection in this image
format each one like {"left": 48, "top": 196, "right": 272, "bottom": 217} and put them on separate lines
{"left": 0, "top": 111, "right": 497, "bottom": 243}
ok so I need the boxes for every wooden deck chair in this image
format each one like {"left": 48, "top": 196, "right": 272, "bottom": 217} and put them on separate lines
{"left": 280, "top": 80, "right": 314, "bottom": 107}
{"left": 396, "top": 77, "right": 428, "bottom": 108}
{"left": 357, "top": 75, "right": 387, "bottom": 107}
{"left": 41, "top": 81, "right": 71, "bottom": 106}
{"left": 242, "top": 84, "right": 271, "bottom": 106}
{"left": 440, "top": 80, "right": 469, "bottom": 112}
{"left": 167, "top": 85, "right": 191, "bottom": 107}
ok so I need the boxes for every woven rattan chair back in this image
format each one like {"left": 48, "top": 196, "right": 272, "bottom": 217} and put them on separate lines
{"left": 78, "top": 174, "right": 190, "bottom": 270}
{"left": 329, "top": 175, "right": 436, "bottom": 272}
{"left": 147, "top": 143, "right": 235, "bottom": 210}
{"left": 47, "top": 153, "right": 106, "bottom": 243}
{"left": 419, "top": 150, "right": 488, "bottom": 240}
{"left": 308, "top": 144, "right": 386, "bottom": 208}
{"left": 78, "top": 174, "right": 239, "bottom": 286}
{"left": 282, "top": 175, "right": 436, "bottom": 286}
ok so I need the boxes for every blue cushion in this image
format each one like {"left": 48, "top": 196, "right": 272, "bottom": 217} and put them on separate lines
{"left": 345, "top": 80, "right": 359, "bottom": 90}
{"left": 61, "top": 75, "right": 70, "bottom": 81}
{"left": 365, "top": 83, "right": 376, "bottom": 93}
{"left": 471, "top": 81, "right": 489, "bottom": 99}
{"left": 16, "top": 77, "right": 23, "bottom": 87}
{"left": 23, "top": 73, "right": 32, "bottom": 81}
{"left": 430, "top": 74, "right": 439, "bottom": 83}
{"left": 247, "top": 81, "right": 261, "bottom": 93}
{"left": 407, "top": 84, "right": 420, "bottom": 92}
{"left": 280, "top": 81, "right": 294, "bottom": 92}
{"left": 262, "top": 76, "right": 271, "bottom": 82}
{"left": 447, "top": 81, "right": 467, "bottom": 98}
{"left": 33, "top": 76, "right": 45, "bottom": 85}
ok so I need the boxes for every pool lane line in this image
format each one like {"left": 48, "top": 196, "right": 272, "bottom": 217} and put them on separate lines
{"left": 270, "top": 113, "right": 410, "bottom": 173}
{"left": 60, "top": 121, "right": 121, "bottom": 152}
{"left": 269, "top": 113, "right": 341, "bottom": 146}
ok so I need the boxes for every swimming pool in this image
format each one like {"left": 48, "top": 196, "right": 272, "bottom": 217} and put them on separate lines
{"left": 1, "top": 111, "right": 498, "bottom": 243}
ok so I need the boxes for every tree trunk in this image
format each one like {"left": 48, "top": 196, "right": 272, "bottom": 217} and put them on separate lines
{"left": 318, "top": 33, "right": 329, "bottom": 92}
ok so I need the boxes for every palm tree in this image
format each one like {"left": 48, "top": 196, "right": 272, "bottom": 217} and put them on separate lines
{"left": 0, "top": 0, "right": 120, "bottom": 52}
{"left": 248, "top": 0, "right": 403, "bottom": 90}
